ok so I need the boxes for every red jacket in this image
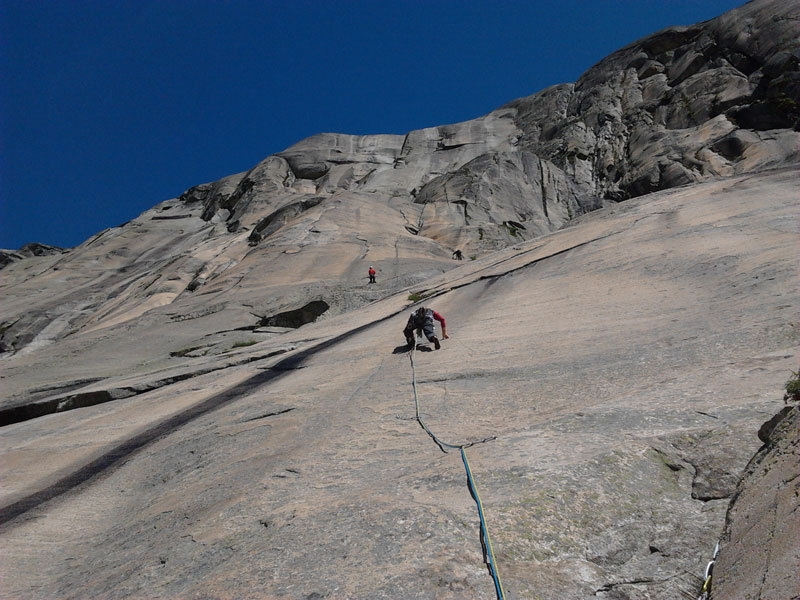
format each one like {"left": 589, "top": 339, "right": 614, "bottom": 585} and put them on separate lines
{"left": 430, "top": 310, "right": 445, "bottom": 328}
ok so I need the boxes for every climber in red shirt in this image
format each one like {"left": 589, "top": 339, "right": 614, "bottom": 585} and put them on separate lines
{"left": 404, "top": 306, "right": 448, "bottom": 350}
{"left": 368, "top": 266, "right": 377, "bottom": 284}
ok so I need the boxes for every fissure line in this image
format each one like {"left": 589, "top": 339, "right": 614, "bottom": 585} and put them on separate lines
{"left": 408, "top": 345, "right": 505, "bottom": 600}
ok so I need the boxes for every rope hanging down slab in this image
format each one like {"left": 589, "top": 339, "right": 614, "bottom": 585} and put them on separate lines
{"left": 408, "top": 344, "right": 505, "bottom": 600}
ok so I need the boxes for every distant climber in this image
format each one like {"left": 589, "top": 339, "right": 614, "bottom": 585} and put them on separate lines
{"left": 452, "top": 249, "right": 463, "bottom": 260}
{"left": 404, "top": 306, "right": 449, "bottom": 350}
{"left": 368, "top": 266, "right": 377, "bottom": 284}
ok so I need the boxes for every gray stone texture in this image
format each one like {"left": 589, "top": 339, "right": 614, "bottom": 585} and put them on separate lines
{"left": 1, "top": 1, "right": 798, "bottom": 598}
{"left": 711, "top": 405, "right": 800, "bottom": 600}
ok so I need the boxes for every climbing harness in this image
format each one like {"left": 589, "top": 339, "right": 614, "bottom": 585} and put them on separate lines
{"left": 408, "top": 343, "right": 505, "bottom": 600}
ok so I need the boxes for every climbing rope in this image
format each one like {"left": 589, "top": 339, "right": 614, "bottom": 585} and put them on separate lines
{"left": 408, "top": 343, "right": 505, "bottom": 600}
{"left": 697, "top": 541, "right": 719, "bottom": 600}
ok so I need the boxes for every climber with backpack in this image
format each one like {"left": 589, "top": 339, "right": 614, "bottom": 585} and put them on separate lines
{"left": 403, "top": 306, "right": 448, "bottom": 350}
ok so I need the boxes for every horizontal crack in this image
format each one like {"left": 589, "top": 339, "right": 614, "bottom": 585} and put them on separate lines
{"left": 0, "top": 348, "right": 295, "bottom": 428}
{"left": 243, "top": 407, "right": 295, "bottom": 422}
{"left": 596, "top": 578, "right": 655, "bottom": 593}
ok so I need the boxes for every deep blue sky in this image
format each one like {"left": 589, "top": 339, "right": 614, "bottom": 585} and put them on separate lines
{"left": 1, "top": 0, "right": 745, "bottom": 249}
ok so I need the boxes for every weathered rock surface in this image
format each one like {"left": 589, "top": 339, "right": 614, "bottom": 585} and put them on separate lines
{"left": 1, "top": 168, "right": 796, "bottom": 599}
{"left": 0, "top": 1, "right": 798, "bottom": 598}
{"left": 0, "top": 243, "right": 65, "bottom": 269}
{"left": 505, "top": 0, "right": 800, "bottom": 201}
{"left": 2, "top": 0, "right": 798, "bottom": 361}
{"left": 710, "top": 405, "right": 800, "bottom": 600}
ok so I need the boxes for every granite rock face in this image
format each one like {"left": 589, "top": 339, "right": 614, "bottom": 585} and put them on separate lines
{"left": 2, "top": 168, "right": 797, "bottom": 600}
{"left": 710, "top": 405, "right": 800, "bottom": 600}
{"left": 505, "top": 0, "right": 800, "bottom": 202}
{"left": 1, "top": 0, "right": 798, "bottom": 358}
{"left": 0, "top": 243, "right": 64, "bottom": 269}
{"left": 0, "top": 1, "right": 798, "bottom": 599}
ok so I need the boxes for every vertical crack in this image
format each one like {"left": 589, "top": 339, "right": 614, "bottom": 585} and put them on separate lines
{"left": 539, "top": 158, "right": 549, "bottom": 220}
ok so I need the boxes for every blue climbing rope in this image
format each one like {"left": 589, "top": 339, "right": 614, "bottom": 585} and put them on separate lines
{"left": 409, "top": 344, "right": 505, "bottom": 600}
{"left": 460, "top": 446, "right": 505, "bottom": 600}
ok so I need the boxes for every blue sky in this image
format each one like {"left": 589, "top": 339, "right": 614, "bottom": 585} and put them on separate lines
{"left": 1, "top": 0, "right": 745, "bottom": 250}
